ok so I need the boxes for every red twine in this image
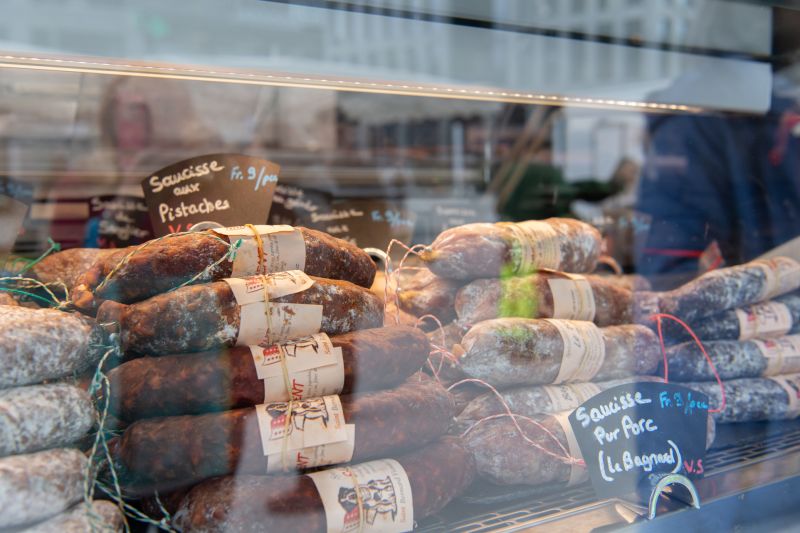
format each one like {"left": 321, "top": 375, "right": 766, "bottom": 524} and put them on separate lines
{"left": 651, "top": 312, "right": 727, "bottom": 414}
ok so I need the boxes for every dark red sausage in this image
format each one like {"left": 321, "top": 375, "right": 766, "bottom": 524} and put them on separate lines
{"left": 172, "top": 437, "right": 476, "bottom": 533}
{"left": 96, "top": 276, "right": 383, "bottom": 356}
{"left": 109, "top": 375, "right": 455, "bottom": 495}
{"left": 72, "top": 227, "right": 376, "bottom": 310}
{"left": 106, "top": 326, "right": 431, "bottom": 421}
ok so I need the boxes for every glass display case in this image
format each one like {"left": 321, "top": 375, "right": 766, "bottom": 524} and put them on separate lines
{"left": 2, "top": 1, "right": 800, "bottom": 531}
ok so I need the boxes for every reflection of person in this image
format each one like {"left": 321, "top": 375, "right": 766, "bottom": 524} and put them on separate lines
{"left": 636, "top": 85, "right": 800, "bottom": 285}
{"left": 636, "top": 11, "right": 800, "bottom": 286}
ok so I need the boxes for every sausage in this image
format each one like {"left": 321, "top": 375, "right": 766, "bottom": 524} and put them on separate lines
{"left": 684, "top": 375, "right": 800, "bottom": 423}
{"left": 662, "top": 292, "right": 800, "bottom": 344}
{"left": 24, "top": 500, "right": 124, "bottom": 533}
{"left": 455, "top": 377, "right": 664, "bottom": 428}
{"left": 105, "top": 326, "right": 431, "bottom": 421}
{"left": 172, "top": 437, "right": 475, "bottom": 533}
{"left": 457, "top": 318, "right": 660, "bottom": 387}
{"left": 659, "top": 257, "right": 800, "bottom": 324}
{"left": 0, "top": 305, "right": 103, "bottom": 388}
{"left": 397, "top": 268, "right": 461, "bottom": 324}
{"left": 464, "top": 410, "right": 716, "bottom": 486}
{"left": 599, "top": 274, "right": 652, "bottom": 292}
{"left": 109, "top": 375, "right": 455, "bottom": 494}
{"left": 421, "top": 218, "right": 601, "bottom": 280}
{"left": 454, "top": 272, "right": 633, "bottom": 327}
{"left": 0, "top": 384, "right": 95, "bottom": 456}
{"left": 96, "top": 274, "right": 384, "bottom": 356}
{"left": 31, "top": 248, "right": 115, "bottom": 293}
{"left": 0, "top": 448, "right": 87, "bottom": 528}
{"left": 0, "top": 292, "right": 19, "bottom": 306}
{"left": 72, "top": 226, "right": 377, "bottom": 310}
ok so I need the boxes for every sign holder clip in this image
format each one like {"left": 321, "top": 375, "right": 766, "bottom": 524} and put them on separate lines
{"left": 641, "top": 472, "right": 701, "bottom": 520}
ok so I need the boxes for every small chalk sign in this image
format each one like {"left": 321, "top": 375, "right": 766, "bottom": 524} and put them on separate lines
{"left": 307, "top": 199, "right": 416, "bottom": 250}
{"left": 141, "top": 153, "right": 279, "bottom": 236}
{"left": 568, "top": 382, "right": 708, "bottom": 498}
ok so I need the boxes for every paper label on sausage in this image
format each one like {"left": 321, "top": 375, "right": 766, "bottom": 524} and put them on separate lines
{"left": 755, "top": 257, "right": 800, "bottom": 300}
{"left": 225, "top": 272, "right": 323, "bottom": 345}
{"left": 755, "top": 336, "right": 800, "bottom": 376}
{"left": 250, "top": 333, "right": 345, "bottom": 402}
{"left": 736, "top": 302, "right": 792, "bottom": 341}
{"left": 213, "top": 225, "right": 305, "bottom": 277}
{"left": 553, "top": 411, "right": 588, "bottom": 486}
{"left": 767, "top": 373, "right": 800, "bottom": 417}
{"left": 507, "top": 220, "right": 562, "bottom": 273}
{"left": 266, "top": 424, "right": 355, "bottom": 473}
{"left": 542, "top": 383, "right": 603, "bottom": 413}
{"left": 308, "top": 458, "right": 414, "bottom": 533}
{"left": 547, "top": 274, "right": 596, "bottom": 321}
{"left": 255, "top": 395, "right": 355, "bottom": 471}
{"left": 545, "top": 319, "right": 606, "bottom": 383}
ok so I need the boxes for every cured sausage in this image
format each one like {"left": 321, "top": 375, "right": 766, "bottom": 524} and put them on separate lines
{"left": 684, "top": 374, "right": 800, "bottom": 423}
{"left": 25, "top": 500, "right": 124, "bottom": 533}
{"left": 455, "top": 377, "right": 663, "bottom": 428}
{"left": 31, "top": 248, "right": 115, "bottom": 292}
{"left": 454, "top": 272, "right": 633, "bottom": 327}
{"left": 106, "top": 326, "right": 430, "bottom": 421}
{"left": 457, "top": 318, "right": 660, "bottom": 387}
{"left": 72, "top": 226, "right": 376, "bottom": 310}
{"left": 0, "top": 384, "right": 95, "bottom": 456}
{"left": 397, "top": 268, "right": 461, "bottom": 324}
{"left": 663, "top": 292, "right": 800, "bottom": 344}
{"left": 421, "top": 218, "right": 601, "bottom": 280}
{"left": 172, "top": 437, "right": 475, "bottom": 533}
{"left": 96, "top": 273, "right": 384, "bottom": 356}
{"left": 464, "top": 411, "right": 716, "bottom": 486}
{"left": 109, "top": 375, "right": 455, "bottom": 494}
{"left": 659, "top": 257, "right": 800, "bottom": 324}
{"left": 0, "top": 448, "right": 87, "bottom": 528}
{"left": 0, "top": 305, "right": 102, "bottom": 388}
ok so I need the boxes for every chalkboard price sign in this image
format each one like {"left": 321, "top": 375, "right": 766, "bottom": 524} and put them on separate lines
{"left": 141, "top": 153, "right": 279, "bottom": 236}
{"left": 568, "top": 382, "right": 709, "bottom": 498}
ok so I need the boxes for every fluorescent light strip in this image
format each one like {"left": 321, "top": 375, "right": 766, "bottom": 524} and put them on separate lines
{"left": 0, "top": 53, "right": 702, "bottom": 113}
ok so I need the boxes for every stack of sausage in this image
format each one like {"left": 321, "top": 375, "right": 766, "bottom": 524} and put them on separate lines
{"left": 399, "top": 218, "right": 666, "bottom": 488}
{"left": 0, "top": 304, "right": 123, "bottom": 531}
{"left": 650, "top": 257, "right": 800, "bottom": 425}
{"left": 70, "top": 225, "right": 474, "bottom": 532}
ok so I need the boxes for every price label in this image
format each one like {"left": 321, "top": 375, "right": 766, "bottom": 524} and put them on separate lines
{"left": 141, "top": 153, "right": 279, "bottom": 236}
{"left": 569, "top": 382, "right": 709, "bottom": 498}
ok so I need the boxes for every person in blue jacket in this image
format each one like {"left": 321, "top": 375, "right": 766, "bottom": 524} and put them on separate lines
{"left": 636, "top": 76, "right": 800, "bottom": 288}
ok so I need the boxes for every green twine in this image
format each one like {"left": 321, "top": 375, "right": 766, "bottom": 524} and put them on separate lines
{"left": 83, "top": 339, "right": 176, "bottom": 532}
{"left": 0, "top": 276, "right": 68, "bottom": 308}
{"left": 17, "top": 238, "right": 61, "bottom": 275}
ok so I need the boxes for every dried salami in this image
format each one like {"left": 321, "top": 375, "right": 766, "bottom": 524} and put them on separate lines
{"left": 421, "top": 218, "right": 601, "bottom": 280}
{"left": 663, "top": 292, "right": 800, "bottom": 343}
{"left": 457, "top": 318, "right": 660, "bottom": 387}
{"left": 0, "top": 305, "right": 102, "bottom": 388}
{"left": 97, "top": 273, "right": 383, "bottom": 356}
{"left": 396, "top": 268, "right": 461, "bottom": 324}
{"left": 0, "top": 384, "right": 95, "bottom": 456}
{"left": 685, "top": 374, "right": 800, "bottom": 423}
{"left": 72, "top": 226, "right": 376, "bottom": 310}
{"left": 172, "top": 437, "right": 475, "bottom": 533}
{"left": 31, "top": 248, "right": 115, "bottom": 292}
{"left": 659, "top": 257, "right": 800, "bottom": 324}
{"left": 0, "top": 448, "right": 87, "bottom": 528}
{"left": 454, "top": 272, "right": 632, "bottom": 327}
{"left": 109, "top": 375, "right": 455, "bottom": 494}
{"left": 106, "top": 326, "right": 430, "bottom": 421}
{"left": 455, "top": 377, "right": 663, "bottom": 427}
{"left": 25, "top": 500, "right": 124, "bottom": 533}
